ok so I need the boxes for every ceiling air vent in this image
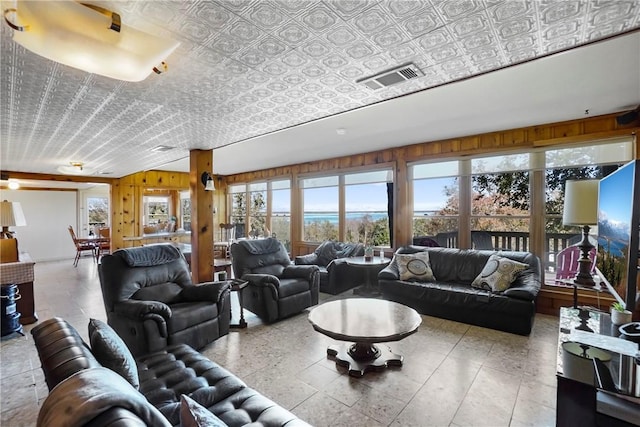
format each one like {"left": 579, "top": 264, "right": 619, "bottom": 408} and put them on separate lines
{"left": 357, "top": 63, "right": 423, "bottom": 90}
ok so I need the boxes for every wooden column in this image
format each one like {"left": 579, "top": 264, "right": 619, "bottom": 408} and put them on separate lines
{"left": 190, "top": 150, "right": 214, "bottom": 283}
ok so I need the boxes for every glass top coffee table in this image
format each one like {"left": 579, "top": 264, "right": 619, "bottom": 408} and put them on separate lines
{"left": 308, "top": 298, "right": 422, "bottom": 377}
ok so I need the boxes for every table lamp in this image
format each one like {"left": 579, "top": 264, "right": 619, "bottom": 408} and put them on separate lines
{"left": 0, "top": 200, "right": 26, "bottom": 239}
{"left": 562, "top": 180, "right": 599, "bottom": 286}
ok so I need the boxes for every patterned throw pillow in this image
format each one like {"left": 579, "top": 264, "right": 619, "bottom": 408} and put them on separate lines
{"left": 395, "top": 251, "right": 435, "bottom": 282}
{"left": 471, "top": 254, "right": 528, "bottom": 292}
{"left": 180, "top": 395, "right": 227, "bottom": 427}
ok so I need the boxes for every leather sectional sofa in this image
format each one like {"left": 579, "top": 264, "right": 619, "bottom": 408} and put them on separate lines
{"left": 294, "top": 240, "right": 365, "bottom": 294}
{"left": 378, "top": 246, "right": 542, "bottom": 335}
{"left": 32, "top": 317, "right": 310, "bottom": 427}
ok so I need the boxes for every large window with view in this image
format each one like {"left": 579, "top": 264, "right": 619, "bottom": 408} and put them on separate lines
{"left": 229, "top": 180, "right": 291, "bottom": 247}
{"left": 344, "top": 171, "right": 391, "bottom": 246}
{"left": 271, "top": 180, "right": 291, "bottom": 248}
{"left": 471, "top": 153, "right": 531, "bottom": 251}
{"left": 301, "top": 176, "right": 339, "bottom": 242}
{"left": 301, "top": 169, "right": 393, "bottom": 245}
{"left": 544, "top": 139, "right": 634, "bottom": 277}
{"left": 412, "top": 161, "right": 460, "bottom": 247}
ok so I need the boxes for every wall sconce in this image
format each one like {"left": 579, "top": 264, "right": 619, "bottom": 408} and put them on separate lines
{"left": 3, "top": 1, "right": 179, "bottom": 82}
{"left": 201, "top": 172, "right": 215, "bottom": 191}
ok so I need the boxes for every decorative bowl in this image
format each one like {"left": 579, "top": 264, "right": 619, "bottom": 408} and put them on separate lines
{"left": 618, "top": 322, "right": 640, "bottom": 343}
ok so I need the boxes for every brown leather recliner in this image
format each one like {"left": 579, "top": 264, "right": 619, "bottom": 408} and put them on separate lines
{"left": 98, "top": 245, "right": 231, "bottom": 356}
{"left": 231, "top": 238, "right": 320, "bottom": 323}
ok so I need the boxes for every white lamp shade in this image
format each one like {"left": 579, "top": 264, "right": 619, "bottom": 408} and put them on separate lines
{"left": 11, "top": 1, "right": 179, "bottom": 82}
{"left": 562, "top": 179, "right": 599, "bottom": 226}
{"left": 0, "top": 201, "right": 27, "bottom": 227}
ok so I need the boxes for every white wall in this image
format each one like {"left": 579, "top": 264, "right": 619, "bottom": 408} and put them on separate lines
{"left": 0, "top": 190, "right": 77, "bottom": 262}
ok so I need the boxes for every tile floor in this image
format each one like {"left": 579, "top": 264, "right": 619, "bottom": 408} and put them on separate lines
{"left": 1, "top": 257, "right": 560, "bottom": 426}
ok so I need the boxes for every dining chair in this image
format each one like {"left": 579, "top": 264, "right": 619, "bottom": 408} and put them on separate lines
{"left": 96, "top": 227, "right": 111, "bottom": 261}
{"left": 68, "top": 225, "right": 96, "bottom": 267}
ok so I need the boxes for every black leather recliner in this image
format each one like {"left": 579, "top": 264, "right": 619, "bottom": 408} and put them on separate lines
{"left": 294, "top": 240, "right": 366, "bottom": 294}
{"left": 231, "top": 238, "right": 320, "bottom": 323}
{"left": 98, "top": 245, "right": 231, "bottom": 356}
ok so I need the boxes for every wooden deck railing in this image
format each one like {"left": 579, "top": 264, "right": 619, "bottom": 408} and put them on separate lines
{"left": 425, "top": 231, "right": 581, "bottom": 271}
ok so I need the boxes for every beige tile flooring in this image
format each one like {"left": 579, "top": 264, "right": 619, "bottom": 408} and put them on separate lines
{"left": 1, "top": 257, "right": 560, "bottom": 426}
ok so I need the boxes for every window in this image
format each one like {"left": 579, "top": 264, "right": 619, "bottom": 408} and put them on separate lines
{"left": 344, "top": 171, "right": 391, "bottom": 246}
{"left": 87, "top": 196, "right": 109, "bottom": 235}
{"left": 471, "top": 153, "right": 530, "bottom": 250}
{"left": 271, "top": 180, "right": 291, "bottom": 249}
{"left": 144, "top": 195, "right": 170, "bottom": 226}
{"left": 302, "top": 176, "right": 339, "bottom": 242}
{"left": 300, "top": 168, "right": 393, "bottom": 244}
{"left": 411, "top": 161, "right": 459, "bottom": 247}
{"left": 544, "top": 139, "right": 634, "bottom": 275}
{"left": 180, "top": 191, "right": 191, "bottom": 231}
{"left": 229, "top": 180, "right": 291, "bottom": 244}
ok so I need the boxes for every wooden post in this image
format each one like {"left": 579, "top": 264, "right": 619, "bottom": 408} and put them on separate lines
{"left": 190, "top": 150, "right": 214, "bottom": 283}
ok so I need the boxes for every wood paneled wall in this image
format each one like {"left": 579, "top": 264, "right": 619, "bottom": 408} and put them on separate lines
{"left": 226, "top": 112, "right": 639, "bottom": 256}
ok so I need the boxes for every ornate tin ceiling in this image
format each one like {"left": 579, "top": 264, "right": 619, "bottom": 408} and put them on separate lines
{"left": 1, "top": 0, "right": 639, "bottom": 178}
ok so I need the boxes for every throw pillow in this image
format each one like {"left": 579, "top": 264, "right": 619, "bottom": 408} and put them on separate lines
{"left": 395, "top": 251, "right": 435, "bottom": 282}
{"left": 180, "top": 395, "right": 228, "bottom": 427}
{"left": 471, "top": 254, "right": 528, "bottom": 292}
{"left": 88, "top": 318, "right": 139, "bottom": 389}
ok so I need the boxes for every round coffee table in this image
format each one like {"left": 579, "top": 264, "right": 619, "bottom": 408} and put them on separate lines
{"left": 308, "top": 298, "right": 422, "bottom": 377}
{"left": 345, "top": 256, "right": 390, "bottom": 296}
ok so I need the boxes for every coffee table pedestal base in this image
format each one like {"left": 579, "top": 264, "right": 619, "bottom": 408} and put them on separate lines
{"left": 327, "top": 342, "right": 403, "bottom": 377}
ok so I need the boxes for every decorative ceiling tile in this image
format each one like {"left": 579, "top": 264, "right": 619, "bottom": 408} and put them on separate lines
{"left": 490, "top": 0, "right": 532, "bottom": 21}
{"left": 401, "top": 9, "right": 444, "bottom": 37}
{"left": 249, "top": 3, "right": 287, "bottom": 30}
{"left": 322, "top": 54, "right": 349, "bottom": 69}
{"left": 188, "top": 2, "right": 232, "bottom": 30}
{"left": 325, "top": 26, "right": 359, "bottom": 47}
{"left": 302, "top": 5, "right": 339, "bottom": 31}
{"left": 2, "top": 0, "right": 639, "bottom": 177}
{"left": 540, "top": 1, "right": 583, "bottom": 25}
{"left": 300, "top": 39, "right": 332, "bottom": 58}
{"left": 438, "top": 0, "right": 483, "bottom": 22}
{"left": 281, "top": 51, "right": 309, "bottom": 67}
{"left": 257, "top": 37, "right": 288, "bottom": 57}
{"left": 277, "top": 22, "right": 312, "bottom": 46}
{"left": 382, "top": 0, "right": 428, "bottom": 18}
{"left": 353, "top": 8, "right": 391, "bottom": 34}
{"left": 261, "top": 61, "right": 289, "bottom": 76}
{"left": 344, "top": 42, "right": 378, "bottom": 60}
{"left": 330, "top": 0, "right": 375, "bottom": 19}
{"left": 372, "top": 26, "right": 409, "bottom": 49}
{"left": 498, "top": 18, "right": 535, "bottom": 39}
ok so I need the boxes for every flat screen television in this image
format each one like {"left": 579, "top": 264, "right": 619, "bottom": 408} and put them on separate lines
{"left": 596, "top": 159, "right": 640, "bottom": 312}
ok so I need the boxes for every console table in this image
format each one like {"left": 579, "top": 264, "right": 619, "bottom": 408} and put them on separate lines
{"left": 556, "top": 307, "right": 639, "bottom": 426}
{"left": 0, "top": 252, "right": 37, "bottom": 324}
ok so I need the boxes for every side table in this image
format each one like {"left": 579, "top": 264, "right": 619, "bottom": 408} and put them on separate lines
{"left": 228, "top": 279, "right": 248, "bottom": 329}
{"left": 346, "top": 256, "right": 390, "bottom": 297}
{"left": 0, "top": 252, "right": 37, "bottom": 325}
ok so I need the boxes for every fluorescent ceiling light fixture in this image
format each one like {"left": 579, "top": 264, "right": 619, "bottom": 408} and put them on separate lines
{"left": 4, "top": 1, "right": 180, "bottom": 82}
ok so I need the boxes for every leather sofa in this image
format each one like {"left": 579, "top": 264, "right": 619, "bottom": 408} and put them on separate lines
{"left": 378, "top": 246, "right": 542, "bottom": 335}
{"left": 231, "top": 238, "right": 320, "bottom": 323}
{"left": 99, "top": 245, "right": 231, "bottom": 357}
{"left": 32, "top": 317, "right": 310, "bottom": 427}
{"left": 294, "top": 240, "right": 365, "bottom": 294}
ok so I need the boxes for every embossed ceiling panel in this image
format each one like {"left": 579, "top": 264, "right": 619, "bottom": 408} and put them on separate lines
{"left": 1, "top": 0, "right": 639, "bottom": 178}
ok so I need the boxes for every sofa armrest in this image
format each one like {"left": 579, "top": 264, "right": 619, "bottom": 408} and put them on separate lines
{"left": 294, "top": 253, "right": 319, "bottom": 265}
{"left": 180, "top": 281, "right": 231, "bottom": 303}
{"left": 114, "top": 299, "right": 171, "bottom": 320}
{"left": 241, "top": 273, "right": 280, "bottom": 299}
{"left": 503, "top": 270, "right": 541, "bottom": 301}
{"left": 283, "top": 264, "right": 319, "bottom": 281}
{"left": 378, "top": 259, "right": 400, "bottom": 280}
